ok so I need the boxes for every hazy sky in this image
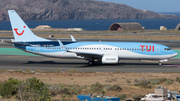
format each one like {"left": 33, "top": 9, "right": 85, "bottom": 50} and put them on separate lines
{"left": 97, "top": 0, "right": 180, "bottom": 12}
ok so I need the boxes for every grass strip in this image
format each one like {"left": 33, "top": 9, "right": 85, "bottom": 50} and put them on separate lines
{"left": 174, "top": 50, "right": 180, "bottom": 58}
{"left": 0, "top": 48, "right": 39, "bottom": 56}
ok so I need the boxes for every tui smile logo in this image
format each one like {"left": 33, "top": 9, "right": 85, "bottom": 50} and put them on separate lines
{"left": 14, "top": 26, "right": 26, "bottom": 36}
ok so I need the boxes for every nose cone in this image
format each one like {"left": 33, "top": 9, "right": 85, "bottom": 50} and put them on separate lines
{"left": 171, "top": 50, "right": 178, "bottom": 57}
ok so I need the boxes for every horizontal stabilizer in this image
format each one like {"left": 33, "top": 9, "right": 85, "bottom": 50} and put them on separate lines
{"left": 3, "top": 39, "right": 29, "bottom": 46}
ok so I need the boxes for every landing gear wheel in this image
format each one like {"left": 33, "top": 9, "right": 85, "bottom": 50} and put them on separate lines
{"left": 88, "top": 61, "right": 94, "bottom": 66}
{"left": 159, "top": 62, "right": 161, "bottom": 66}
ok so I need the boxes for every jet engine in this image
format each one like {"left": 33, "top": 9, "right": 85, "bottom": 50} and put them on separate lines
{"left": 102, "top": 55, "right": 119, "bottom": 64}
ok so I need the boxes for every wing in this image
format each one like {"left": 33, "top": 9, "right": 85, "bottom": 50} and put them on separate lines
{"left": 57, "top": 39, "right": 103, "bottom": 60}
{"left": 72, "top": 51, "right": 103, "bottom": 59}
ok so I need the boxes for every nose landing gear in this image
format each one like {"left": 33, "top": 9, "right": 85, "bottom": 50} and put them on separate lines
{"left": 159, "top": 59, "right": 168, "bottom": 66}
{"left": 159, "top": 62, "right": 161, "bottom": 66}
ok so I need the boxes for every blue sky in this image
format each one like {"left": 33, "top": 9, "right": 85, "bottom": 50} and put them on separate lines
{"left": 96, "top": 0, "right": 180, "bottom": 12}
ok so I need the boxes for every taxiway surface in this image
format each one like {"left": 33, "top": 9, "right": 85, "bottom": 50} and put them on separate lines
{"left": 0, "top": 55, "right": 179, "bottom": 72}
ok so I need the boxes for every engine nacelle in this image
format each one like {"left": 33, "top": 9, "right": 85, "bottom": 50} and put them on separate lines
{"left": 102, "top": 55, "right": 119, "bottom": 64}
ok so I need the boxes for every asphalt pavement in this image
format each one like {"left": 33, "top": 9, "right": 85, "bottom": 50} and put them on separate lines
{"left": 0, "top": 55, "right": 179, "bottom": 72}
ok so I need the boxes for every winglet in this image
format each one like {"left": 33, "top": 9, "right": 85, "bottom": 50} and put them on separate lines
{"left": 70, "top": 35, "right": 76, "bottom": 41}
{"left": 57, "top": 40, "right": 67, "bottom": 51}
{"left": 57, "top": 40, "right": 68, "bottom": 56}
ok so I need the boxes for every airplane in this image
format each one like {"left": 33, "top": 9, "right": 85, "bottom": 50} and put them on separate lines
{"left": 7, "top": 10, "right": 178, "bottom": 66}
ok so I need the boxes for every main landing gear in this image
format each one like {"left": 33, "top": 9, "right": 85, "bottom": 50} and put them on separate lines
{"left": 88, "top": 60, "right": 94, "bottom": 66}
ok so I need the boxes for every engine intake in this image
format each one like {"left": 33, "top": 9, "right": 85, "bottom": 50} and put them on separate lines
{"left": 102, "top": 55, "right": 119, "bottom": 64}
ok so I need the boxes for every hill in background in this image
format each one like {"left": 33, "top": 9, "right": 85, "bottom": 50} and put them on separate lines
{"left": 160, "top": 12, "right": 180, "bottom": 17}
{"left": 0, "top": 0, "right": 179, "bottom": 21}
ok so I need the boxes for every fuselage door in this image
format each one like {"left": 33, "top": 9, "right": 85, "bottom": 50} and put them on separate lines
{"left": 36, "top": 44, "right": 40, "bottom": 52}
{"left": 98, "top": 47, "right": 106, "bottom": 52}
{"left": 98, "top": 47, "right": 102, "bottom": 52}
{"left": 155, "top": 46, "right": 160, "bottom": 54}
{"left": 103, "top": 47, "right": 106, "bottom": 52}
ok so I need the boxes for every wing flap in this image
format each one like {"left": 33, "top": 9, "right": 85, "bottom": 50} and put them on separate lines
{"left": 72, "top": 51, "right": 103, "bottom": 59}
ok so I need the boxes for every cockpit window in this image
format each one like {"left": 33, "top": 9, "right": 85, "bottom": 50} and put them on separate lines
{"left": 164, "top": 48, "right": 171, "bottom": 51}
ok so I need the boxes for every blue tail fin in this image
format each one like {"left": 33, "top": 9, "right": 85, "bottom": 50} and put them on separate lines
{"left": 8, "top": 10, "right": 49, "bottom": 42}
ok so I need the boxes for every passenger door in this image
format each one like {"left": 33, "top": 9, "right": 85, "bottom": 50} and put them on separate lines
{"left": 155, "top": 46, "right": 160, "bottom": 54}
{"left": 36, "top": 45, "right": 40, "bottom": 52}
